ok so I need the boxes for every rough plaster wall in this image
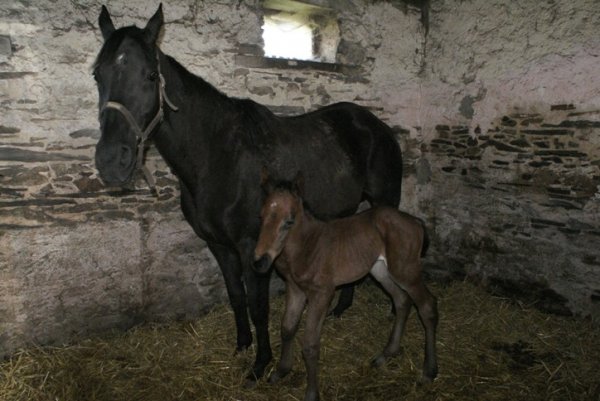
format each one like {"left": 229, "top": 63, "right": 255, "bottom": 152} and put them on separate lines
{"left": 0, "top": 0, "right": 421, "bottom": 354}
{"left": 419, "top": 0, "right": 600, "bottom": 319}
{"left": 2, "top": 0, "right": 597, "bottom": 357}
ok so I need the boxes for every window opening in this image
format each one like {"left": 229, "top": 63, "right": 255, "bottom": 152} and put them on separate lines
{"left": 262, "top": 0, "right": 339, "bottom": 63}
{"left": 263, "top": 13, "right": 313, "bottom": 61}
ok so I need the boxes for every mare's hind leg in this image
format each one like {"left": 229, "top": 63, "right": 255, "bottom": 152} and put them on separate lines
{"left": 330, "top": 285, "right": 354, "bottom": 317}
{"left": 270, "top": 280, "right": 306, "bottom": 384}
{"left": 363, "top": 128, "right": 402, "bottom": 209}
{"left": 369, "top": 260, "right": 412, "bottom": 367}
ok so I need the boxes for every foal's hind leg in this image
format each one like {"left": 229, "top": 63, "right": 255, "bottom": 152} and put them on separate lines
{"left": 369, "top": 260, "right": 412, "bottom": 367}
{"left": 395, "top": 272, "right": 438, "bottom": 382}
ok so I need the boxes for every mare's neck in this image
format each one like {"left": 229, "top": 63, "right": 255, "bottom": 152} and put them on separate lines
{"left": 151, "top": 50, "right": 231, "bottom": 189}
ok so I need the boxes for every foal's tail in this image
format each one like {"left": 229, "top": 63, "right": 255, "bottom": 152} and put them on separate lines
{"left": 419, "top": 218, "right": 430, "bottom": 258}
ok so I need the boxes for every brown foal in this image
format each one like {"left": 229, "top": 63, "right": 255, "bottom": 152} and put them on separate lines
{"left": 253, "top": 172, "right": 438, "bottom": 401}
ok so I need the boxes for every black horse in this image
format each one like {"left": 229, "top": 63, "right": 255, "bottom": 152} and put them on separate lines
{"left": 93, "top": 5, "right": 403, "bottom": 381}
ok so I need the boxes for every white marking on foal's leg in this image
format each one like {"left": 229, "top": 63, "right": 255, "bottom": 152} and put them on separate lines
{"left": 369, "top": 255, "right": 388, "bottom": 280}
{"left": 369, "top": 254, "right": 412, "bottom": 368}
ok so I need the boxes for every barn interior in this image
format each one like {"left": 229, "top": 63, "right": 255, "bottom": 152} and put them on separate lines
{"left": 0, "top": 0, "right": 599, "bottom": 399}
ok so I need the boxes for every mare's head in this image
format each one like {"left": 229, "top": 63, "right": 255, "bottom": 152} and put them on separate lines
{"left": 253, "top": 171, "right": 305, "bottom": 274}
{"left": 93, "top": 5, "right": 165, "bottom": 186}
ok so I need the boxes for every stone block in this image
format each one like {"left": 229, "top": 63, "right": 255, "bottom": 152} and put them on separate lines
{"left": 0, "top": 221, "right": 144, "bottom": 356}
{"left": 0, "top": 35, "right": 11, "bottom": 57}
{"left": 143, "top": 216, "right": 226, "bottom": 321}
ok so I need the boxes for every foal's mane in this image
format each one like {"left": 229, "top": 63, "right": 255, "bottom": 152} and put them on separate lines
{"left": 269, "top": 180, "right": 317, "bottom": 218}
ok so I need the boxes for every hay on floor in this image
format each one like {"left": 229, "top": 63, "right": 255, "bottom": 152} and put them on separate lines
{"left": 1, "top": 281, "right": 599, "bottom": 401}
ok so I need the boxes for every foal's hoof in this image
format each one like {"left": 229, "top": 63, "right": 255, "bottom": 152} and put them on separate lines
{"left": 268, "top": 373, "right": 281, "bottom": 384}
{"left": 268, "top": 369, "right": 290, "bottom": 384}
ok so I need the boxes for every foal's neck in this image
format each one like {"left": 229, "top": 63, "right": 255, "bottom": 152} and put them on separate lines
{"left": 287, "top": 209, "right": 324, "bottom": 245}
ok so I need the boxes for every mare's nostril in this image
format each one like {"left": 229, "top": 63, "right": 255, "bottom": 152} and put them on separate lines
{"left": 253, "top": 255, "right": 271, "bottom": 273}
{"left": 119, "top": 145, "right": 133, "bottom": 168}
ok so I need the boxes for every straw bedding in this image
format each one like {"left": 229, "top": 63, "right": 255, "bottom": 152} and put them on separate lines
{"left": 1, "top": 280, "right": 598, "bottom": 401}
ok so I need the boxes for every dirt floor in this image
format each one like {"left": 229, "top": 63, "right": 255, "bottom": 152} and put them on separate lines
{"left": 1, "top": 280, "right": 599, "bottom": 401}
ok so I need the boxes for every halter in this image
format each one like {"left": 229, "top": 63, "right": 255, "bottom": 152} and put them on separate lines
{"left": 101, "top": 50, "right": 178, "bottom": 194}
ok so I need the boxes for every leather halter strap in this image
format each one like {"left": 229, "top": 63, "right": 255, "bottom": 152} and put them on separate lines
{"left": 101, "top": 50, "right": 178, "bottom": 194}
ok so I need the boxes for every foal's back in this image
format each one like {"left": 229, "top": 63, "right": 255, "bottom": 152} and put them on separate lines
{"left": 309, "top": 206, "right": 425, "bottom": 287}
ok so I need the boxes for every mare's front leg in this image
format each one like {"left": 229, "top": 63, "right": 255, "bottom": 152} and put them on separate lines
{"left": 207, "top": 242, "right": 252, "bottom": 352}
{"left": 270, "top": 280, "right": 306, "bottom": 383}
{"left": 302, "top": 289, "right": 334, "bottom": 401}
{"left": 242, "top": 244, "right": 273, "bottom": 382}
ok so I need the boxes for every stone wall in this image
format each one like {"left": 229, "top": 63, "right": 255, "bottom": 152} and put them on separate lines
{"left": 0, "top": 0, "right": 422, "bottom": 355}
{"left": 418, "top": 0, "right": 600, "bottom": 319}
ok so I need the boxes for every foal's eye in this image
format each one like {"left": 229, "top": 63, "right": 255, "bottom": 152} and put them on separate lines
{"left": 148, "top": 71, "right": 159, "bottom": 81}
{"left": 283, "top": 218, "right": 295, "bottom": 228}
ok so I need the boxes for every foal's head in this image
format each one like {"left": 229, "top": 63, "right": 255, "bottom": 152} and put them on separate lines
{"left": 93, "top": 5, "right": 165, "bottom": 186}
{"left": 253, "top": 172, "right": 305, "bottom": 274}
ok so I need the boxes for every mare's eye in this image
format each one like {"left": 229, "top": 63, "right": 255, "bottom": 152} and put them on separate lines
{"left": 148, "top": 71, "right": 159, "bottom": 81}
{"left": 92, "top": 70, "right": 99, "bottom": 82}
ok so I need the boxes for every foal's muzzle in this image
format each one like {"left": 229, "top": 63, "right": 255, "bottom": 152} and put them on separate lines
{"left": 253, "top": 254, "right": 272, "bottom": 274}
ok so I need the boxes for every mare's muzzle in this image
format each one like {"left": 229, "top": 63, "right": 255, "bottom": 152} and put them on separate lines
{"left": 95, "top": 141, "right": 136, "bottom": 186}
{"left": 253, "top": 254, "right": 272, "bottom": 274}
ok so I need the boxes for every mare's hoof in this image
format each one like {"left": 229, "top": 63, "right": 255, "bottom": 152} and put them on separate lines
{"left": 243, "top": 378, "right": 258, "bottom": 389}
{"left": 417, "top": 374, "right": 435, "bottom": 385}
{"left": 329, "top": 308, "right": 344, "bottom": 318}
{"left": 419, "top": 364, "right": 438, "bottom": 385}
{"left": 371, "top": 355, "right": 387, "bottom": 368}
{"left": 234, "top": 345, "right": 250, "bottom": 356}
{"left": 304, "top": 391, "right": 320, "bottom": 401}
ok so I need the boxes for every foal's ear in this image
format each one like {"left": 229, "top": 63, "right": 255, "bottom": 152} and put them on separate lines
{"left": 260, "top": 167, "right": 275, "bottom": 194}
{"left": 99, "top": 5, "right": 115, "bottom": 41}
{"left": 292, "top": 171, "right": 305, "bottom": 197}
{"left": 144, "top": 3, "right": 164, "bottom": 44}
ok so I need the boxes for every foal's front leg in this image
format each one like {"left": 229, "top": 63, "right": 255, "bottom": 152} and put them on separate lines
{"left": 302, "top": 290, "right": 333, "bottom": 401}
{"left": 270, "top": 281, "right": 306, "bottom": 383}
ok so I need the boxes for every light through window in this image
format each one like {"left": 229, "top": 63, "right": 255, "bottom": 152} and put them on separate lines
{"left": 262, "top": 14, "right": 314, "bottom": 61}
{"left": 261, "top": 0, "right": 339, "bottom": 64}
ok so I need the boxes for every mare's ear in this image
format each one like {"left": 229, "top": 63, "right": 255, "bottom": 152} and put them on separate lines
{"left": 144, "top": 3, "right": 164, "bottom": 44}
{"left": 260, "top": 166, "right": 274, "bottom": 194}
{"left": 292, "top": 171, "right": 305, "bottom": 197}
{"left": 99, "top": 5, "right": 115, "bottom": 41}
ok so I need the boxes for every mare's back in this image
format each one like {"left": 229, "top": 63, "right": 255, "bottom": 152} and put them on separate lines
{"left": 241, "top": 102, "right": 380, "bottom": 219}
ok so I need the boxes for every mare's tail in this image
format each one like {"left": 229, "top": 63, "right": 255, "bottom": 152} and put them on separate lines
{"left": 419, "top": 218, "right": 430, "bottom": 257}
